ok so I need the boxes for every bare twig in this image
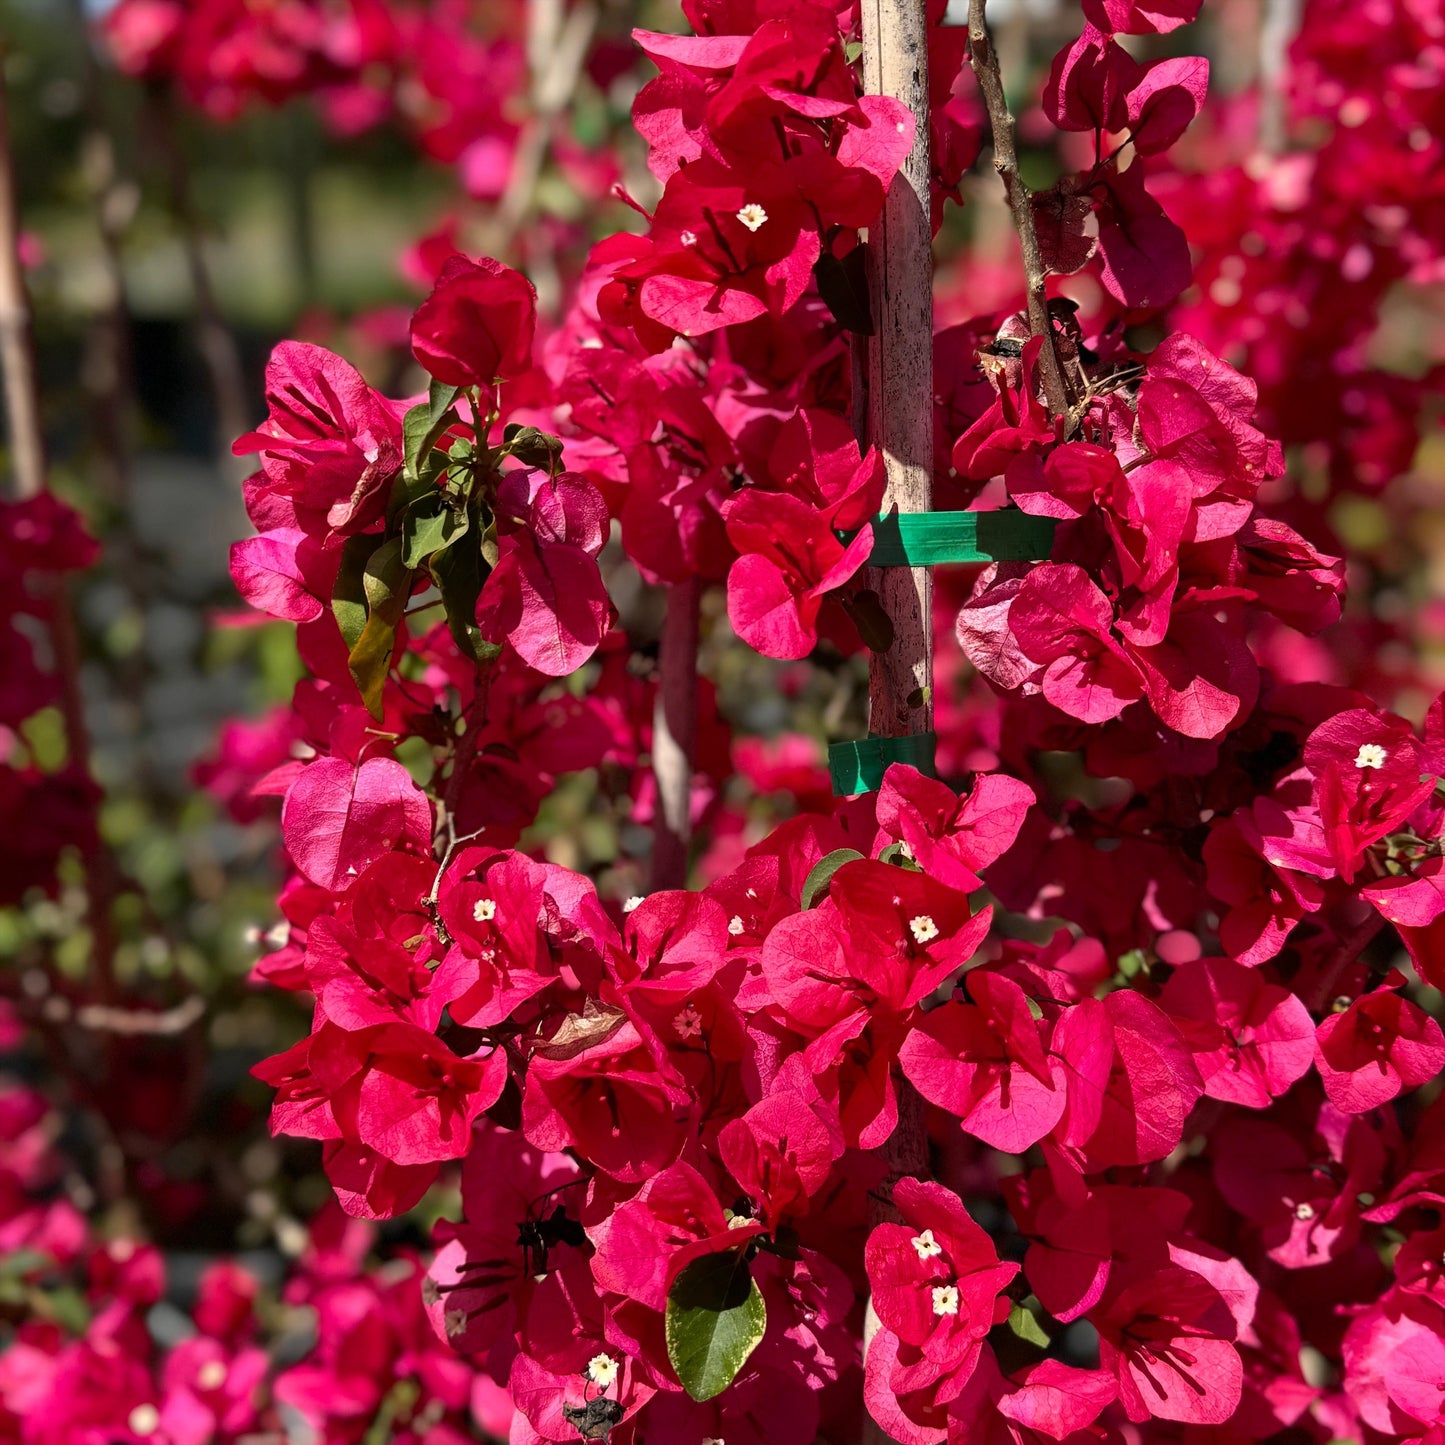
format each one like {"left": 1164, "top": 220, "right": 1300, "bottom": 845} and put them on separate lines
{"left": 488, "top": 0, "right": 599, "bottom": 265}
{"left": 651, "top": 575, "right": 701, "bottom": 891}
{"left": 967, "top": 0, "right": 1070, "bottom": 418}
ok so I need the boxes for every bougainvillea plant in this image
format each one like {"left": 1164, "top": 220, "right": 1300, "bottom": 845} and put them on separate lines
{"left": 5, "top": 0, "right": 1432, "bottom": 1441}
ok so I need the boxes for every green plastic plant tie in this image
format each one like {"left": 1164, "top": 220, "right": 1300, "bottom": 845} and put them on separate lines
{"left": 828, "top": 731, "right": 938, "bottom": 796}
{"left": 840, "top": 510, "right": 1056, "bottom": 566}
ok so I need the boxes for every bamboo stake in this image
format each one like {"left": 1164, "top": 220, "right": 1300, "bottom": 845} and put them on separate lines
{"left": 856, "top": 4, "right": 935, "bottom": 1437}
{"left": 651, "top": 575, "right": 701, "bottom": 891}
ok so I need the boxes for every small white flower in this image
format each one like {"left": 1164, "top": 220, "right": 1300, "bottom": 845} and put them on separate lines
{"left": 623, "top": 895, "right": 645, "bottom": 914}
{"left": 728, "top": 915, "right": 745, "bottom": 936}
{"left": 680, "top": 229, "right": 699, "bottom": 247}
{"left": 128, "top": 1405, "right": 161, "bottom": 1437}
{"left": 473, "top": 898, "right": 497, "bottom": 922}
{"left": 1294, "top": 1201, "right": 1316, "bottom": 1221}
{"left": 587, "top": 1353, "right": 620, "bottom": 1389}
{"left": 736, "top": 203, "right": 768, "bottom": 231}
{"left": 910, "top": 1228, "right": 944, "bottom": 1261}
{"left": 1354, "top": 743, "right": 1387, "bottom": 770}
{"left": 931, "top": 1284, "right": 960, "bottom": 1317}
{"left": 674, "top": 1003, "right": 703, "bottom": 1040}
{"left": 197, "top": 1360, "right": 227, "bottom": 1390}
{"left": 909, "top": 915, "right": 940, "bottom": 945}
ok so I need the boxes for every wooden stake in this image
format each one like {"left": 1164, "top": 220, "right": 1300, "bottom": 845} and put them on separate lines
{"left": 651, "top": 575, "right": 701, "bottom": 891}
{"left": 857, "top": 8, "right": 935, "bottom": 1437}
{"left": 861, "top": 0, "right": 935, "bottom": 745}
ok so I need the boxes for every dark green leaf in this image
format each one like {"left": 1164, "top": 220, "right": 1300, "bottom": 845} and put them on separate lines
{"left": 402, "top": 494, "right": 469, "bottom": 568}
{"left": 814, "top": 246, "right": 873, "bottom": 335}
{"left": 877, "top": 841, "right": 922, "bottom": 871}
{"left": 801, "top": 848, "right": 865, "bottom": 909}
{"left": 665, "top": 1251, "right": 767, "bottom": 1403}
{"left": 501, "top": 423, "right": 565, "bottom": 470}
{"left": 841, "top": 588, "right": 895, "bottom": 653}
{"left": 429, "top": 518, "right": 495, "bottom": 664}
{"left": 332, "top": 534, "right": 379, "bottom": 652}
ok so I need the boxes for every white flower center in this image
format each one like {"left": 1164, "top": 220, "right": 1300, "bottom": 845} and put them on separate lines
{"left": 1294, "top": 1201, "right": 1315, "bottom": 1221}
{"left": 587, "top": 1353, "right": 619, "bottom": 1389}
{"left": 727, "top": 915, "right": 745, "bottom": 936}
{"left": 622, "top": 895, "right": 645, "bottom": 914}
{"left": 1354, "top": 743, "right": 1387, "bottom": 770}
{"left": 680, "top": 229, "right": 698, "bottom": 247}
{"left": 909, "top": 915, "right": 940, "bottom": 945}
{"left": 911, "top": 1228, "right": 944, "bottom": 1261}
{"left": 197, "top": 1360, "right": 226, "bottom": 1390}
{"left": 128, "top": 1405, "right": 161, "bottom": 1437}
{"left": 931, "top": 1284, "right": 960, "bottom": 1317}
{"left": 473, "top": 898, "right": 497, "bottom": 922}
{"left": 673, "top": 1004, "right": 703, "bottom": 1039}
{"left": 736, "top": 203, "right": 768, "bottom": 232}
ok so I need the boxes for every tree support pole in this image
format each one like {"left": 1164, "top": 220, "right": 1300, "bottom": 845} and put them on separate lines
{"left": 857, "top": 0, "right": 934, "bottom": 1432}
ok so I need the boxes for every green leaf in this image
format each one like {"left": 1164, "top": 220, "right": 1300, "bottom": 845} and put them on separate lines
{"left": 1008, "top": 1300, "right": 1052, "bottom": 1349}
{"left": 332, "top": 534, "right": 379, "bottom": 652}
{"left": 501, "top": 423, "right": 565, "bottom": 470}
{"left": 402, "top": 494, "right": 469, "bottom": 568}
{"left": 428, "top": 516, "right": 495, "bottom": 663}
{"left": 404, "top": 388, "right": 461, "bottom": 479}
{"left": 877, "top": 841, "right": 922, "bottom": 871}
{"left": 0, "top": 1249, "right": 52, "bottom": 1281}
{"left": 801, "top": 848, "right": 865, "bottom": 909}
{"left": 349, "top": 537, "right": 412, "bottom": 718}
{"left": 814, "top": 246, "right": 874, "bottom": 335}
{"left": 428, "top": 378, "right": 460, "bottom": 426}
{"left": 665, "top": 1250, "right": 767, "bottom": 1403}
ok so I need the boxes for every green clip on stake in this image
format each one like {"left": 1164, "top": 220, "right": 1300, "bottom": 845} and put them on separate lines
{"left": 839, "top": 510, "right": 1056, "bottom": 567}
{"left": 826, "top": 512, "right": 1053, "bottom": 796}
{"left": 829, "top": 731, "right": 938, "bottom": 796}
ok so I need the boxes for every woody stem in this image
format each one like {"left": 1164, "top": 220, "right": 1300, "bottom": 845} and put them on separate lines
{"left": 967, "top": 0, "right": 1071, "bottom": 418}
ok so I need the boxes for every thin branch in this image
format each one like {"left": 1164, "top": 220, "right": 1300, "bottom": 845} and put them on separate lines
{"left": 967, "top": 0, "right": 1070, "bottom": 419}
{"left": 0, "top": 64, "right": 47, "bottom": 502}
{"left": 489, "top": 0, "right": 599, "bottom": 266}
{"left": 651, "top": 575, "right": 701, "bottom": 891}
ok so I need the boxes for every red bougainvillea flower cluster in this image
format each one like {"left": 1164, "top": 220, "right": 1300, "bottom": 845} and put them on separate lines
{"left": 599, "top": 1, "right": 916, "bottom": 349}
{"left": 0, "top": 1077, "right": 488, "bottom": 1444}
{"left": 210, "top": 1, "right": 1445, "bottom": 1443}
{"left": 0, "top": 495, "right": 99, "bottom": 905}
